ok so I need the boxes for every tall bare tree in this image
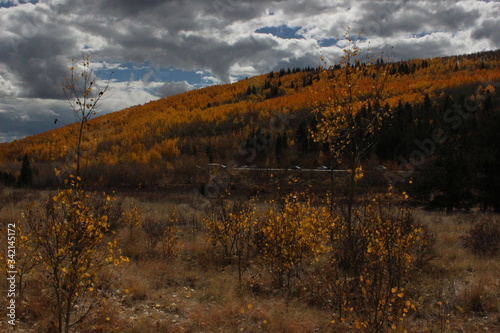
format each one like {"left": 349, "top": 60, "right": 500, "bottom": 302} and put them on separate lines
{"left": 63, "top": 57, "right": 113, "bottom": 177}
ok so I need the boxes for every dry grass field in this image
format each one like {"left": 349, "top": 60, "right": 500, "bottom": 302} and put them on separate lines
{"left": 1, "top": 187, "right": 499, "bottom": 333}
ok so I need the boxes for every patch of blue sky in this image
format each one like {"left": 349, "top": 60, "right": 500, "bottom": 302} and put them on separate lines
{"left": 255, "top": 25, "right": 305, "bottom": 39}
{"left": 0, "top": 0, "right": 38, "bottom": 8}
{"left": 318, "top": 38, "right": 337, "bottom": 47}
{"left": 97, "top": 62, "right": 207, "bottom": 86}
{"left": 349, "top": 34, "right": 367, "bottom": 42}
{"left": 163, "top": 66, "right": 207, "bottom": 84}
{"left": 413, "top": 32, "right": 432, "bottom": 38}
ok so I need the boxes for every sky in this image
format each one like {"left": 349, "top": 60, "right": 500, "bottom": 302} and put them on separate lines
{"left": 0, "top": 0, "right": 498, "bottom": 143}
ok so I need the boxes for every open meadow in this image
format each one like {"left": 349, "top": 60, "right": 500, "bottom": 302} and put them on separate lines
{"left": 1, "top": 184, "right": 498, "bottom": 333}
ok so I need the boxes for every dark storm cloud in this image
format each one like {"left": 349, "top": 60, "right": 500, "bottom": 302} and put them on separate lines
{"left": 0, "top": 112, "right": 50, "bottom": 142}
{"left": 100, "top": 0, "right": 165, "bottom": 16}
{"left": 472, "top": 19, "right": 500, "bottom": 45}
{"left": 353, "top": 1, "right": 481, "bottom": 38}
{"left": 49, "top": 0, "right": 288, "bottom": 82}
{"left": 3, "top": 0, "right": 498, "bottom": 99}
{"left": 0, "top": 97, "right": 67, "bottom": 143}
{"left": 13, "top": 34, "right": 75, "bottom": 98}
{"left": 0, "top": 3, "right": 78, "bottom": 98}
{"left": 176, "top": 34, "right": 283, "bottom": 83}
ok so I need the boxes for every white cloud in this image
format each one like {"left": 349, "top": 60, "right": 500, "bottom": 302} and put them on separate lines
{"left": 157, "top": 81, "right": 195, "bottom": 98}
{"left": 101, "top": 79, "right": 162, "bottom": 110}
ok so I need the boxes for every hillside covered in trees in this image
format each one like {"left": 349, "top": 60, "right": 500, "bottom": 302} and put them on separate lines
{"left": 1, "top": 49, "right": 499, "bottom": 210}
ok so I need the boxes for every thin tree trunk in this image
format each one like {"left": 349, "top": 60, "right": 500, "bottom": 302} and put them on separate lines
{"left": 76, "top": 119, "right": 85, "bottom": 178}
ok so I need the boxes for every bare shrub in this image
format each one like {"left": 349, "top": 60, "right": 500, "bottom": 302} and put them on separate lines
{"left": 461, "top": 217, "right": 500, "bottom": 256}
{"left": 412, "top": 223, "right": 437, "bottom": 269}
{"left": 141, "top": 207, "right": 178, "bottom": 257}
{"left": 89, "top": 193, "right": 125, "bottom": 231}
{"left": 461, "top": 280, "right": 486, "bottom": 314}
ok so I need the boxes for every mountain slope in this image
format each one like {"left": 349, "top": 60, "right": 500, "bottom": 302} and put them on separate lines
{"left": 1, "top": 50, "right": 499, "bottom": 187}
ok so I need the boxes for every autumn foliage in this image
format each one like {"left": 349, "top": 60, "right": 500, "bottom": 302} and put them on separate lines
{"left": 22, "top": 176, "right": 129, "bottom": 333}
{"left": 201, "top": 188, "right": 427, "bottom": 332}
{"left": 2, "top": 46, "right": 499, "bottom": 333}
{"left": 0, "top": 50, "right": 499, "bottom": 189}
{"left": 256, "top": 194, "right": 332, "bottom": 289}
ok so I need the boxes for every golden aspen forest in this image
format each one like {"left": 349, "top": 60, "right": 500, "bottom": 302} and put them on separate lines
{"left": 0, "top": 50, "right": 499, "bottom": 191}
{"left": 1, "top": 49, "right": 500, "bottom": 333}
